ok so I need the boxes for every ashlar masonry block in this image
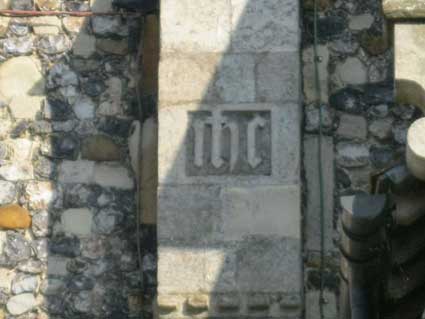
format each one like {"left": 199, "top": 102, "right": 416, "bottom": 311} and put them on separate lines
{"left": 159, "top": 53, "right": 256, "bottom": 106}
{"left": 222, "top": 185, "right": 301, "bottom": 241}
{"left": 231, "top": 0, "right": 300, "bottom": 53}
{"left": 160, "top": 0, "right": 231, "bottom": 53}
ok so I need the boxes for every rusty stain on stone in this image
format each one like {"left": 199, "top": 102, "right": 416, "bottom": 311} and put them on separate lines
{"left": 0, "top": 204, "right": 31, "bottom": 229}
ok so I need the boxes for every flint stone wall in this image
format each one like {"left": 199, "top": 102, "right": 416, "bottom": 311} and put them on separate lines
{"left": 157, "top": 0, "right": 302, "bottom": 318}
{"left": 302, "top": 0, "right": 422, "bottom": 318}
{"left": 0, "top": 0, "right": 145, "bottom": 318}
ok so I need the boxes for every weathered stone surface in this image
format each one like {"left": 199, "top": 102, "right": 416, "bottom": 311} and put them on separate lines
{"left": 0, "top": 205, "right": 31, "bottom": 230}
{"left": 73, "top": 96, "right": 95, "bottom": 120}
{"left": 159, "top": 54, "right": 257, "bottom": 105}
{"left": 11, "top": 274, "right": 38, "bottom": 294}
{"left": 0, "top": 57, "right": 45, "bottom": 118}
{"left": 394, "top": 24, "right": 425, "bottom": 110}
{"left": 47, "top": 62, "right": 78, "bottom": 88}
{"left": 303, "top": 45, "right": 329, "bottom": 104}
{"left": 46, "top": 256, "right": 68, "bottom": 276}
{"left": 348, "top": 14, "right": 374, "bottom": 31}
{"left": 393, "top": 123, "right": 409, "bottom": 144}
{"left": 81, "top": 135, "right": 121, "bottom": 161}
{"left": 236, "top": 237, "right": 301, "bottom": 293}
{"left": 0, "top": 17, "right": 10, "bottom": 37}
{"left": 0, "top": 268, "right": 13, "bottom": 291}
{"left": 304, "top": 135, "right": 335, "bottom": 253}
{"left": 93, "top": 163, "right": 134, "bottom": 189}
{"left": 90, "top": 0, "right": 112, "bottom": 12}
{"left": 159, "top": 54, "right": 219, "bottom": 105}
{"left": 0, "top": 181, "right": 16, "bottom": 205}
{"left": 58, "top": 160, "right": 95, "bottom": 184}
{"left": 72, "top": 32, "right": 96, "bottom": 58}
{"left": 30, "top": 16, "right": 61, "bottom": 34}
{"left": 3, "top": 35, "right": 33, "bottom": 55}
{"left": 222, "top": 185, "right": 300, "bottom": 240}
{"left": 6, "top": 293, "right": 37, "bottom": 315}
{"left": 92, "top": 16, "right": 128, "bottom": 37}
{"left": 336, "top": 142, "right": 370, "bottom": 168}
{"left": 31, "top": 211, "right": 49, "bottom": 237}
{"left": 24, "top": 181, "right": 62, "bottom": 210}
{"left": 17, "top": 259, "right": 45, "bottom": 274}
{"left": 93, "top": 208, "right": 123, "bottom": 235}
{"left": 337, "top": 113, "right": 367, "bottom": 140}
{"left": 161, "top": 0, "right": 231, "bottom": 53}
{"left": 214, "top": 54, "right": 255, "bottom": 103}
{"left": 158, "top": 248, "right": 205, "bottom": 294}
{"left": 158, "top": 186, "right": 222, "bottom": 244}
{"left": 0, "top": 163, "right": 33, "bottom": 181}
{"left": 61, "top": 208, "right": 93, "bottom": 237}
{"left": 97, "top": 77, "right": 123, "bottom": 116}
{"left": 35, "top": 0, "right": 61, "bottom": 10}
{"left": 158, "top": 104, "right": 300, "bottom": 186}
{"left": 1, "top": 232, "right": 31, "bottom": 266}
{"left": 62, "top": 16, "right": 86, "bottom": 34}
{"left": 360, "top": 31, "right": 389, "bottom": 56}
{"left": 231, "top": 0, "right": 299, "bottom": 52}
{"left": 257, "top": 52, "right": 300, "bottom": 103}
{"left": 383, "top": 0, "right": 425, "bottom": 18}
{"left": 37, "top": 34, "right": 71, "bottom": 54}
{"left": 96, "top": 38, "right": 128, "bottom": 55}
{"left": 369, "top": 118, "right": 393, "bottom": 140}
{"left": 333, "top": 57, "right": 368, "bottom": 87}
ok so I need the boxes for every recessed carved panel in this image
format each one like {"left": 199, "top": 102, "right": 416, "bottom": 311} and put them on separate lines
{"left": 186, "top": 110, "right": 271, "bottom": 176}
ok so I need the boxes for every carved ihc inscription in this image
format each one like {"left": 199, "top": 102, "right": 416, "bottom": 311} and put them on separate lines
{"left": 186, "top": 110, "right": 272, "bottom": 176}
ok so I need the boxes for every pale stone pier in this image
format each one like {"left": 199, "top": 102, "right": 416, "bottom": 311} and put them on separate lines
{"left": 157, "top": 0, "right": 302, "bottom": 318}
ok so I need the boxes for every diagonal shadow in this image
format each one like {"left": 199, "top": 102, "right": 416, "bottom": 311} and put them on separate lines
{"left": 155, "top": 0, "right": 303, "bottom": 318}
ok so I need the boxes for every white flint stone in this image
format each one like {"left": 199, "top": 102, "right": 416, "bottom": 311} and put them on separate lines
{"left": 334, "top": 57, "right": 368, "bottom": 86}
{"left": 12, "top": 275, "right": 38, "bottom": 294}
{"left": 0, "top": 180, "right": 16, "bottom": 205}
{"left": 349, "top": 14, "right": 374, "bottom": 31}
{"left": 336, "top": 143, "right": 370, "bottom": 168}
{"left": 6, "top": 293, "right": 37, "bottom": 316}
{"left": 369, "top": 118, "right": 393, "bottom": 140}
{"left": 58, "top": 160, "right": 95, "bottom": 184}
{"left": 47, "top": 256, "right": 68, "bottom": 276}
{"left": 92, "top": 16, "right": 128, "bottom": 37}
{"left": 24, "top": 181, "right": 62, "bottom": 210}
{"left": 0, "top": 268, "right": 14, "bottom": 291}
{"left": 97, "top": 77, "right": 123, "bottom": 116}
{"left": 9, "top": 95, "right": 44, "bottom": 120}
{"left": 0, "top": 163, "right": 33, "bottom": 181}
{"left": 72, "top": 32, "right": 96, "bottom": 58}
{"left": 73, "top": 96, "right": 96, "bottom": 120}
{"left": 90, "top": 0, "right": 112, "bottom": 12}
{"left": 0, "top": 57, "right": 44, "bottom": 106}
{"left": 61, "top": 208, "right": 93, "bottom": 237}
{"left": 30, "top": 16, "right": 62, "bottom": 34}
{"left": 93, "top": 163, "right": 134, "bottom": 189}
